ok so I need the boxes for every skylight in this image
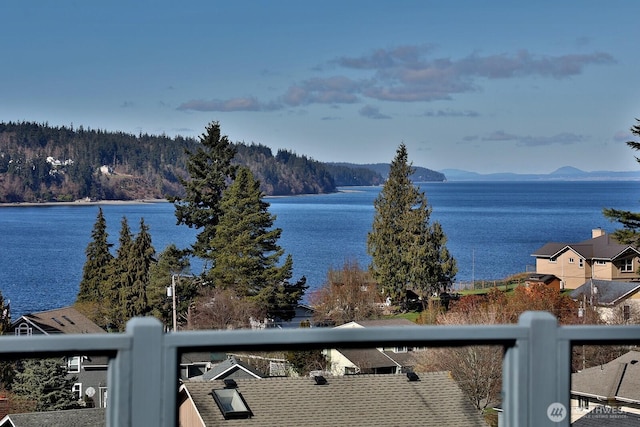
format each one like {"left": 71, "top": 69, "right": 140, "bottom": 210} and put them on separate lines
{"left": 212, "top": 388, "right": 252, "bottom": 419}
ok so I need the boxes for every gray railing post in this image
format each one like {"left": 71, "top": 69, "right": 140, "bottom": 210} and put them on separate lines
{"left": 109, "top": 317, "right": 164, "bottom": 427}
{"left": 504, "top": 311, "right": 570, "bottom": 427}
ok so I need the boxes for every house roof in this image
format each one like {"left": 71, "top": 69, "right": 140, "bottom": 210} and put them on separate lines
{"left": 571, "top": 351, "right": 640, "bottom": 403}
{"left": 571, "top": 408, "right": 640, "bottom": 427}
{"left": 337, "top": 318, "right": 416, "bottom": 328}
{"left": 199, "top": 356, "right": 264, "bottom": 381}
{"left": 180, "top": 372, "right": 486, "bottom": 426}
{"left": 526, "top": 273, "right": 559, "bottom": 284}
{"left": 531, "top": 233, "right": 640, "bottom": 261}
{"left": 569, "top": 280, "right": 640, "bottom": 305}
{"left": 0, "top": 408, "right": 105, "bottom": 427}
{"left": 337, "top": 348, "right": 404, "bottom": 370}
{"left": 11, "top": 306, "right": 105, "bottom": 335}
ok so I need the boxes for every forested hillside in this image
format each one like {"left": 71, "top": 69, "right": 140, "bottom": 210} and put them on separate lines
{"left": 0, "top": 121, "right": 444, "bottom": 203}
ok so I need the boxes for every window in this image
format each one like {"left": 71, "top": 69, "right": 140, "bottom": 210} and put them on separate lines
{"left": 344, "top": 366, "right": 358, "bottom": 375}
{"left": 72, "top": 383, "right": 82, "bottom": 400}
{"left": 595, "top": 260, "right": 606, "bottom": 265}
{"left": 15, "top": 323, "right": 32, "bottom": 336}
{"left": 621, "top": 259, "right": 633, "bottom": 272}
{"left": 212, "top": 388, "right": 253, "bottom": 419}
{"left": 579, "top": 259, "right": 584, "bottom": 268}
{"left": 623, "top": 305, "right": 631, "bottom": 322}
{"left": 569, "top": 258, "right": 575, "bottom": 264}
{"left": 67, "top": 356, "right": 81, "bottom": 373}
{"left": 100, "top": 387, "right": 108, "bottom": 408}
{"left": 549, "top": 257, "right": 557, "bottom": 264}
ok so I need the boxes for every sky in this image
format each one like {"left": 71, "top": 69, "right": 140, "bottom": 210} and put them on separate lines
{"left": 2, "top": 1, "right": 640, "bottom": 174}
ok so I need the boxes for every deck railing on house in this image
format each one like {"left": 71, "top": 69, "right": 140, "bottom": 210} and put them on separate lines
{"left": 1, "top": 311, "right": 639, "bottom": 426}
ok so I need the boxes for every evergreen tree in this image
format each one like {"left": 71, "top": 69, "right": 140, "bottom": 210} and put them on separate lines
{"left": 12, "top": 359, "right": 79, "bottom": 411}
{"left": 171, "top": 121, "right": 238, "bottom": 261}
{"left": 148, "top": 244, "right": 193, "bottom": 329}
{"left": 367, "top": 144, "right": 456, "bottom": 303}
{"left": 207, "top": 167, "right": 306, "bottom": 320}
{"left": 107, "top": 217, "right": 135, "bottom": 331}
{"left": 121, "top": 218, "right": 155, "bottom": 324}
{"left": 604, "top": 119, "right": 640, "bottom": 246}
{"left": 77, "top": 208, "right": 113, "bottom": 302}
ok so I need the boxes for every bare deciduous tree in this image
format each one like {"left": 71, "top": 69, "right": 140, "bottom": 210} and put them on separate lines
{"left": 310, "top": 260, "right": 383, "bottom": 326}
{"left": 191, "top": 288, "right": 264, "bottom": 330}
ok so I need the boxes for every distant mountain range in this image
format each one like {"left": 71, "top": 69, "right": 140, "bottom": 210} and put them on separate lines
{"left": 439, "top": 166, "right": 640, "bottom": 181}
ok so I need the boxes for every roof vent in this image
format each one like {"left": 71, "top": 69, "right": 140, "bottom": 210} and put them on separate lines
{"left": 224, "top": 379, "right": 238, "bottom": 389}
{"left": 61, "top": 315, "right": 75, "bottom": 325}
{"left": 631, "top": 360, "right": 638, "bottom": 365}
{"left": 406, "top": 372, "right": 420, "bottom": 382}
{"left": 314, "top": 375, "right": 327, "bottom": 385}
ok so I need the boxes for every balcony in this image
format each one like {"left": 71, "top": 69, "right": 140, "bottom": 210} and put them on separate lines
{"left": 1, "top": 311, "right": 639, "bottom": 426}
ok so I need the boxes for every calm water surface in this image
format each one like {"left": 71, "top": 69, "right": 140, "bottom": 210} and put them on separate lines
{"left": 1, "top": 181, "right": 639, "bottom": 317}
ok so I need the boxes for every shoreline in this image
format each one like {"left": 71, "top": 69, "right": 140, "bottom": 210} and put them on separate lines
{"left": 0, "top": 187, "right": 368, "bottom": 207}
{"left": 0, "top": 198, "right": 169, "bottom": 208}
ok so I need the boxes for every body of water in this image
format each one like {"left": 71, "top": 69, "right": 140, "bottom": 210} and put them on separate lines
{"left": 2, "top": 181, "right": 640, "bottom": 318}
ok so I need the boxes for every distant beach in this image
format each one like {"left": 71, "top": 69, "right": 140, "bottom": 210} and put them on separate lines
{"left": 0, "top": 199, "right": 168, "bottom": 208}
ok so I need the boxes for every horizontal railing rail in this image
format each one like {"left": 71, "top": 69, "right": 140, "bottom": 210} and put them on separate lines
{"left": 1, "top": 311, "right": 638, "bottom": 426}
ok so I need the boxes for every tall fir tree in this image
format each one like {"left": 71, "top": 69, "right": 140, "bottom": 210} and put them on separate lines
{"left": 170, "top": 121, "right": 238, "bottom": 261}
{"left": 120, "top": 218, "right": 155, "bottom": 324}
{"left": 108, "top": 216, "right": 135, "bottom": 331}
{"left": 604, "top": 119, "right": 640, "bottom": 246}
{"left": 207, "top": 167, "right": 306, "bottom": 320}
{"left": 367, "top": 144, "right": 456, "bottom": 303}
{"left": 77, "top": 208, "right": 113, "bottom": 303}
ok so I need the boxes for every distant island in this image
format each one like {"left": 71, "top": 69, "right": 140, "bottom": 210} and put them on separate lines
{"left": 440, "top": 166, "right": 640, "bottom": 182}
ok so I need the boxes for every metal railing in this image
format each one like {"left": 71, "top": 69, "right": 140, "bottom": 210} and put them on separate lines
{"left": 1, "top": 311, "right": 639, "bottom": 426}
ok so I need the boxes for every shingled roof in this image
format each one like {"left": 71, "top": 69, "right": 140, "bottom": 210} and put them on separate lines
{"left": 179, "top": 372, "right": 486, "bottom": 427}
{"left": 198, "top": 356, "right": 265, "bottom": 381}
{"left": 572, "top": 351, "right": 640, "bottom": 404}
{"left": 11, "top": 306, "right": 105, "bottom": 335}
{"left": 0, "top": 408, "right": 105, "bottom": 427}
{"left": 572, "top": 408, "right": 640, "bottom": 427}
{"left": 531, "top": 233, "right": 639, "bottom": 261}
{"left": 569, "top": 280, "right": 640, "bottom": 306}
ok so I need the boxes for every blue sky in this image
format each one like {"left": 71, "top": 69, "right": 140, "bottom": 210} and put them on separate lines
{"left": 2, "top": 1, "right": 639, "bottom": 174}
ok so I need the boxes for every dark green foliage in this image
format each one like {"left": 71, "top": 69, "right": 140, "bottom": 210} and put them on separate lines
{"left": 0, "top": 121, "right": 401, "bottom": 204}
{"left": 115, "top": 219, "right": 155, "bottom": 329}
{"left": 604, "top": 119, "right": 640, "bottom": 246}
{"left": 77, "top": 208, "right": 113, "bottom": 303}
{"left": 235, "top": 145, "right": 336, "bottom": 195}
{"left": 171, "top": 121, "right": 238, "bottom": 260}
{"left": 323, "top": 163, "right": 384, "bottom": 186}
{"left": 76, "top": 212, "right": 156, "bottom": 331}
{"left": 148, "top": 244, "right": 193, "bottom": 329}
{"left": 12, "top": 358, "right": 79, "bottom": 411}
{"left": 206, "top": 167, "right": 307, "bottom": 320}
{"left": 367, "top": 144, "right": 457, "bottom": 303}
{"left": 106, "top": 217, "right": 134, "bottom": 330}
{"left": 0, "top": 121, "right": 194, "bottom": 202}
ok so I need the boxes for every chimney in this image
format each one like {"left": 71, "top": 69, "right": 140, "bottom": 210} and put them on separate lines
{"left": 592, "top": 228, "right": 605, "bottom": 238}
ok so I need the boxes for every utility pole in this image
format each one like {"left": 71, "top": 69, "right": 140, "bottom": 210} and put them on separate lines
{"left": 166, "top": 274, "right": 178, "bottom": 332}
